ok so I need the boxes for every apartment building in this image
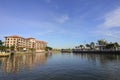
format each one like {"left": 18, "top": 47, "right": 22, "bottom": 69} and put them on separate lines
{"left": 4, "top": 35, "right": 47, "bottom": 51}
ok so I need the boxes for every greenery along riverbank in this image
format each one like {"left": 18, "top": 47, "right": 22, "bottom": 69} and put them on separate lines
{"left": 75, "top": 39, "right": 120, "bottom": 51}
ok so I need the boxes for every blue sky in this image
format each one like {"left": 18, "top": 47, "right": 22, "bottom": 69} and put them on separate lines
{"left": 0, "top": 0, "right": 120, "bottom": 48}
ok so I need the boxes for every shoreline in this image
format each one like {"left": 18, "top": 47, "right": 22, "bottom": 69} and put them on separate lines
{"left": 72, "top": 50, "right": 120, "bottom": 54}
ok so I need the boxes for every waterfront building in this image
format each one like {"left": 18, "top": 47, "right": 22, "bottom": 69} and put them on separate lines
{"left": 4, "top": 35, "right": 47, "bottom": 52}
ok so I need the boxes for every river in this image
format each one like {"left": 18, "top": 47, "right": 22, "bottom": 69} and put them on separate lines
{"left": 0, "top": 52, "right": 120, "bottom": 80}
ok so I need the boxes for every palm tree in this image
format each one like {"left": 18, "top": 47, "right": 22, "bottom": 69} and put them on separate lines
{"left": 97, "top": 40, "right": 107, "bottom": 45}
{"left": 90, "top": 42, "right": 95, "bottom": 49}
{"left": 106, "top": 44, "right": 114, "bottom": 50}
{"left": 114, "top": 42, "right": 119, "bottom": 50}
{"left": 75, "top": 46, "right": 79, "bottom": 49}
{"left": 79, "top": 45, "right": 83, "bottom": 49}
{"left": 86, "top": 44, "right": 90, "bottom": 47}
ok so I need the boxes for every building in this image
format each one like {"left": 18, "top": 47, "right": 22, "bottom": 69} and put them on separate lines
{"left": 4, "top": 35, "right": 47, "bottom": 52}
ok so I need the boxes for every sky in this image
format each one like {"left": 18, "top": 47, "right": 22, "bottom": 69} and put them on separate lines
{"left": 0, "top": 0, "right": 120, "bottom": 48}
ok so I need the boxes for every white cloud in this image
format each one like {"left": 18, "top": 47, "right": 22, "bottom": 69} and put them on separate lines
{"left": 55, "top": 15, "right": 70, "bottom": 24}
{"left": 91, "top": 30, "right": 120, "bottom": 39}
{"left": 101, "top": 7, "right": 120, "bottom": 28}
{"left": 90, "top": 7, "right": 120, "bottom": 41}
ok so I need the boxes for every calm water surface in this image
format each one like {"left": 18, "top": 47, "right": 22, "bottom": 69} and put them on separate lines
{"left": 0, "top": 53, "right": 120, "bottom": 80}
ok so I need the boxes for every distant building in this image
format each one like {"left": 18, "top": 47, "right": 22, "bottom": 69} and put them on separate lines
{"left": 95, "top": 45, "right": 106, "bottom": 51}
{"left": 4, "top": 35, "right": 47, "bottom": 52}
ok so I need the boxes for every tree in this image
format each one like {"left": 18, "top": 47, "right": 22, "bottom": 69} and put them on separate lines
{"left": 0, "top": 40, "right": 3, "bottom": 46}
{"left": 1, "top": 46, "right": 6, "bottom": 52}
{"left": 79, "top": 45, "right": 83, "bottom": 49}
{"left": 106, "top": 44, "right": 114, "bottom": 50}
{"left": 97, "top": 40, "right": 107, "bottom": 45}
{"left": 45, "top": 46, "right": 52, "bottom": 51}
{"left": 86, "top": 44, "right": 90, "bottom": 47}
{"left": 6, "top": 46, "right": 10, "bottom": 52}
{"left": 0, "top": 40, "right": 4, "bottom": 52}
{"left": 114, "top": 42, "right": 119, "bottom": 50}
{"left": 105, "top": 42, "right": 119, "bottom": 50}
{"left": 75, "top": 46, "right": 78, "bottom": 49}
{"left": 90, "top": 42, "right": 95, "bottom": 49}
{"left": 10, "top": 46, "right": 15, "bottom": 51}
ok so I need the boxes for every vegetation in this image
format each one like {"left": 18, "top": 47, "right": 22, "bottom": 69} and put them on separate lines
{"left": 90, "top": 42, "right": 95, "bottom": 49}
{"left": 85, "top": 44, "right": 91, "bottom": 48}
{"left": 0, "top": 40, "right": 15, "bottom": 53}
{"left": 75, "top": 39, "right": 120, "bottom": 51}
{"left": 10, "top": 46, "right": 15, "bottom": 51}
{"left": 106, "top": 42, "right": 119, "bottom": 50}
{"left": 97, "top": 40, "right": 107, "bottom": 45}
{"left": 29, "top": 48, "right": 36, "bottom": 53}
{"left": 0, "top": 40, "right": 6, "bottom": 52}
{"left": 79, "top": 45, "right": 84, "bottom": 49}
{"left": 45, "top": 46, "right": 53, "bottom": 51}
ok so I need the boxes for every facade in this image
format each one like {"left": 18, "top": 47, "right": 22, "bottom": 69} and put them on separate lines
{"left": 4, "top": 35, "right": 47, "bottom": 52}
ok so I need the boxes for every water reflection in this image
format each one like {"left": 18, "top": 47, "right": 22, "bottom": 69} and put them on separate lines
{"left": 73, "top": 53, "right": 120, "bottom": 63}
{"left": 0, "top": 53, "right": 48, "bottom": 73}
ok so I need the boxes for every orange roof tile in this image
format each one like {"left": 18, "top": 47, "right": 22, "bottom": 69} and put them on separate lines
{"left": 5, "top": 35, "right": 23, "bottom": 38}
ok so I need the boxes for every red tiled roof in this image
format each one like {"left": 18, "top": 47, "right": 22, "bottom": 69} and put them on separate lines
{"left": 25, "top": 37, "right": 35, "bottom": 40}
{"left": 5, "top": 35, "right": 23, "bottom": 38}
{"left": 5, "top": 35, "right": 47, "bottom": 43}
{"left": 36, "top": 40, "right": 47, "bottom": 44}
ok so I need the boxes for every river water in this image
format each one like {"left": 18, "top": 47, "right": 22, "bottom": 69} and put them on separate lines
{"left": 0, "top": 52, "right": 120, "bottom": 80}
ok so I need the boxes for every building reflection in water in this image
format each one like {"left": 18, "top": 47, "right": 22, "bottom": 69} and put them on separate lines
{"left": 0, "top": 53, "right": 48, "bottom": 73}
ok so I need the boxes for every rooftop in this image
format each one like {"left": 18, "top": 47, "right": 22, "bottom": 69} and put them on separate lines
{"left": 5, "top": 35, "right": 23, "bottom": 38}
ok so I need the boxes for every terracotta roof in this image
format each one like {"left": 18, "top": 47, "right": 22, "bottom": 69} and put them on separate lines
{"left": 5, "top": 35, "right": 23, "bottom": 38}
{"left": 5, "top": 35, "right": 47, "bottom": 43}
{"left": 36, "top": 40, "right": 47, "bottom": 44}
{"left": 25, "top": 37, "right": 35, "bottom": 40}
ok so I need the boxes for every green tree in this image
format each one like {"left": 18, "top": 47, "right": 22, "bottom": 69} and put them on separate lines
{"left": 114, "top": 42, "right": 119, "bottom": 50}
{"left": 0, "top": 40, "right": 3, "bottom": 46}
{"left": 0, "top": 40, "right": 4, "bottom": 52}
{"left": 106, "top": 42, "right": 119, "bottom": 50}
{"left": 1, "top": 46, "right": 6, "bottom": 52}
{"left": 10, "top": 46, "right": 15, "bottom": 51}
{"left": 97, "top": 40, "right": 107, "bottom": 45}
{"left": 90, "top": 42, "right": 95, "bottom": 49}
{"left": 106, "top": 44, "right": 114, "bottom": 50}
{"left": 6, "top": 46, "right": 10, "bottom": 52}
{"left": 79, "top": 45, "right": 83, "bottom": 49}
{"left": 86, "top": 44, "right": 90, "bottom": 47}
{"left": 45, "top": 46, "right": 52, "bottom": 51}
